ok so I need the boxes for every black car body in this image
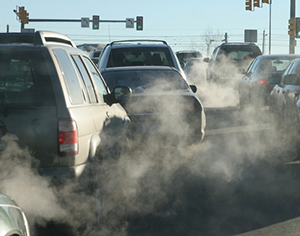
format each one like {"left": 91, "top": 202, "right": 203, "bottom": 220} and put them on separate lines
{"left": 239, "top": 54, "right": 300, "bottom": 108}
{"left": 101, "top": 66, "right": 206, "bottom": 144}
{"left": 204, "top": 42, "right": 262, "bottom": 87}
{"left": 270, "top": 58, "right": 300, "bottom": 135}
{"left": 176, "top": 50, "right": 202, "bottom": 69}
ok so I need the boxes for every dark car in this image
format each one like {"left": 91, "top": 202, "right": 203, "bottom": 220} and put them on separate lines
{"left": 89, "top": 49, "right": 102, "bottom": 66}
{"left": 0, "top": 31, "right": 131, "bottom": 190}
{"left": 239, "top": 54, "right": 300, "bottom": 108}
{"left": 98, "top": 40, "right": 186, "bottom": 80}
{"left": 176, "top": 50, "right": 202, "bottom": 69}
{"left": 101, "top": 66, "right": 206, "bottom": 145}
{"left": 0, "top": 193, "right": 30, "bottom": 236}
{"left": 204, "top": 42, "right": 262, "bottom": 88}
{"left": 270, "top": 58, "right": 300, "bottom": 137}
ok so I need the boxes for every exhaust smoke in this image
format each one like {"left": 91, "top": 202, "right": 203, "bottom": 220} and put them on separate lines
{"left": 0, "top": 60, "right": 299, "bottom": 236}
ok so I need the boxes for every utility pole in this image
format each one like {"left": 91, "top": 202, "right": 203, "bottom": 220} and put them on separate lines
{"left": 262, "top": 30, "right": 267, "bottom": 54}
{"left": 268, "top": 0, "right": 272, "bottom": 54}
{"left": 290, "top": 0, "right": 296, "bottom": 54}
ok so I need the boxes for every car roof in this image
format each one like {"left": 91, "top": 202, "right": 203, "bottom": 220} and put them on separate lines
{"left": 256, "top": 54, "right": 300, "bottom": 59}
{"left": 0, "top": 31, "right": 76, "bottom": 48}
{"left": 106, "top": 40, "right": 169, "bottom": 48}
{"left": 101, "top": 65, "right": 181, "bottom": 73}
{"left": 219, "top": 42, "right": 258, "bottom": 46}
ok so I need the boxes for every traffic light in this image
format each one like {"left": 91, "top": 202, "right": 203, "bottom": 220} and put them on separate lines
{"left": 245, "top": 0, "right": 253, "bottom": 11}
{"left": 92, "top": 15, "right": 99, "bottom": 30}
{"left": 296, "top": 18, "right": 300, "bottom": 38}
{"left": 136, "top": 16, "right": 143, "bottom": 31}
{"left": 18, "top": 6, "right": 29, "bottom": 24}
{"left": 262, "top": 0, "right": 269, "bottom": 3}
{"left": 254, "top": 0, "right": 261, "bottom": 7}
{"left": 289, "top": 18, "right": 296, "bottom": 36}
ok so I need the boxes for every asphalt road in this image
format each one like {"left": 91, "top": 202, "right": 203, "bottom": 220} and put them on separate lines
{"left": 32, "top": 103, "right": 300, "bottom": 236}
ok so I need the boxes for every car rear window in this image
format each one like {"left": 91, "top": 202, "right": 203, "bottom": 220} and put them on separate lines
{"left": 0, "top": 47, "right": 56, "bottom": 106}
{"left": 107, "top": 47, "right": 175, "bottom": 68}
{"left": 218, "top": 46, "right": 261, "bottom": 61}
{"left": 102, "top": 69, "right": 188, "bottom": 92}
{"left": 258, "top": 58, "right": 296, "bottom": 73}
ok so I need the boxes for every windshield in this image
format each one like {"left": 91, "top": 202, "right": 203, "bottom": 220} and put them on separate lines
{"left": 257, "top": 58, "right": 296, "bottom": 73}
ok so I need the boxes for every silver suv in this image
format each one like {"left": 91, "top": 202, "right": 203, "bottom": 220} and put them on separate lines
{"left": 98, "top": 40, "right": 186, "bottom": 80}
{"left": 0, "top": 31, "right": 131, "bottom": 186}
{"left": 204, "top": 42, "right": 262, "bottom": 87}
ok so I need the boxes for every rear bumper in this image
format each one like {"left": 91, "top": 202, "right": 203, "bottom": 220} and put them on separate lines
{"left": 38, "top": 163, "right": 86, "bottom": 179}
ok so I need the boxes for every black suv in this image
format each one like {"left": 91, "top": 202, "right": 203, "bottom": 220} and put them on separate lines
{"left": 204, "top": 42, "right": 262, "bottom": 87}
{"left": 0, "top": 31, "right": 131, "bottom": 186}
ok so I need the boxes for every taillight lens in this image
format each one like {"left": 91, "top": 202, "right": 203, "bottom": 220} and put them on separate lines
{"left": 58, "top": 119, "right": 78, "bottom": 155}
{"left": 258, "top": 79, "right": 270, "bottom": 86}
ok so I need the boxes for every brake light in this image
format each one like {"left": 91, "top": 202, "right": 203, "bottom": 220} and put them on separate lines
{"left": 58, "top": 119, "right": 78, "bottom": 155}
{"left": 258, "top": 80, "right": 270, "bottom": 86}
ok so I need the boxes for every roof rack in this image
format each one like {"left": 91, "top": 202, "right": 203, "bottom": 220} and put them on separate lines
{"left": 0, "top": 31, "right": 76, "bottom": 47}
{"left": 109, "top": 39, "right": 168, "bottom": 46}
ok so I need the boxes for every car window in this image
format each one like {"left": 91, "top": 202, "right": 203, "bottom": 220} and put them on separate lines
{"left": 102, "top": 70, "right": 188, "bottom": 91}
{"left": 53, "top": 48, "right": 84, "bottom": 105}
{"left": 247, "top": 57, "right": 259, "bottom": 73}
{"left": 107, "top": 47, "right": 175, "bottom": 68}
{"left": 83, "top": 56, "right": 108, "bottom": 103}
{"left": 72, "top": 55, "right": 97, "bottom": 103}
{"left": 0, "top": 48, "right": 55, "bottom": 106}
{"left": 281, "top": 62, "right": 294, "bottom": 86}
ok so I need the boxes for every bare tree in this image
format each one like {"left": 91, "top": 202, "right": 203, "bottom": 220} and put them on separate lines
{"left": 201, "top": 26, "right": 223, "bottom": 57}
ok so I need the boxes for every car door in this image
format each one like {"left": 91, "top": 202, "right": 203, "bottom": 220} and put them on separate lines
{"left": 81, "top": 56, "right": 130, "bottom": 157}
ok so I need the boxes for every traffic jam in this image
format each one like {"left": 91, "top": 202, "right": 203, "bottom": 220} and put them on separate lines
{"left": 2, "top": 1, "right": 300, "bottom": 236}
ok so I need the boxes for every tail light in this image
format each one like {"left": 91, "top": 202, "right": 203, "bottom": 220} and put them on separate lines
{"left": 257, "top": 79, "right": 270, "bottom": 86}
{"left": 58, "top": 119, "right": 78, "bottom": 155}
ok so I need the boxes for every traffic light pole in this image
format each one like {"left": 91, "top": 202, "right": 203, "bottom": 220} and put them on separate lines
{"left": 290, "top": 0, "right": 296, "bottom": 54}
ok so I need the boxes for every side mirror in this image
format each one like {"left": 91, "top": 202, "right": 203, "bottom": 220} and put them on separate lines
{"left": 203, "top": 57, "right": 210, "bottom": 63}
{"left": 112, "top": 86, "right": 132, "bottom": 103}
{"left": 189, "top": 85, "right": 197, "bottom": 93}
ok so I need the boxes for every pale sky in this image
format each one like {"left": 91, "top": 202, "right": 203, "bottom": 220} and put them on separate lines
{"left": 1, "top": 0, "right": 299, "bottom": 55}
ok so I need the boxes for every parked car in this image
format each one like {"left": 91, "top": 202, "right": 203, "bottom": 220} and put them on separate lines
{"left": 101, "top": 66, "right": 206, "bottom": 145}
{"left": 239, "top": 54, "right": 300, "bottom": 108}
{"left": 270, "top": 58, "right": 300, "bottom": 137}
{"left": 0, "top": 193, "right": 30, "bottom": 236}
{"left": 98, "top": 39, "right": 186, "bottom": 80}
{"left": 0, "top": 31, "right": 131, "bottom": 189}
{"left": 89, "top": 49, "right": 102, "bottom": 66}
{"left": 204, "top": 42, "right": 262, "bottom": 88}
{"left": 176, "top": 50, "right": 202, "bottom": 69}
